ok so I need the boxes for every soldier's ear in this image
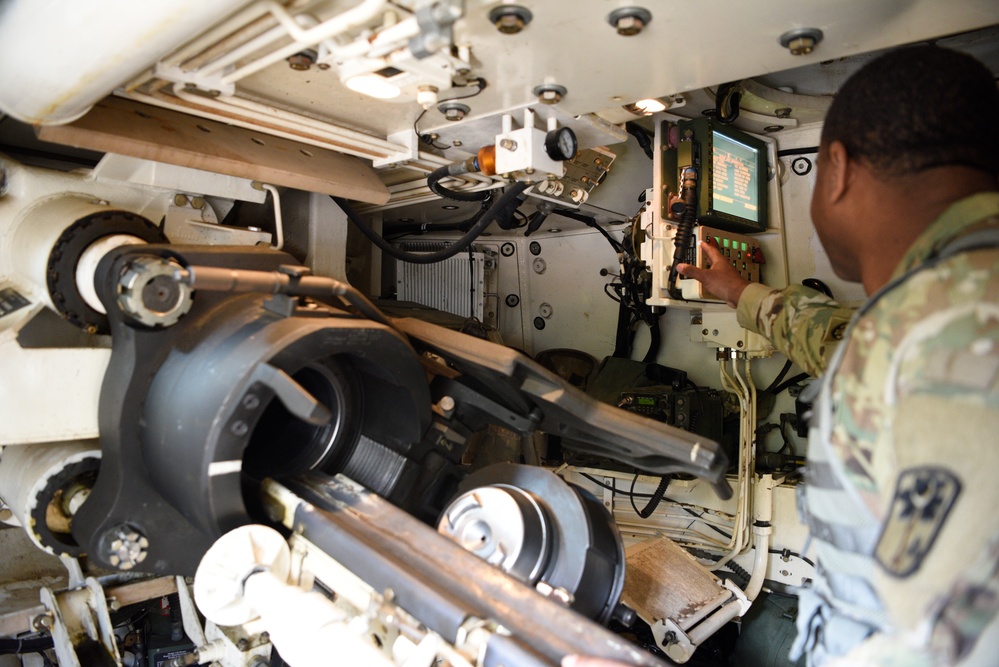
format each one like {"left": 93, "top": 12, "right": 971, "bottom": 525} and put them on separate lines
{"left": 824, "top": 140, "right": 851, "bottom": 204}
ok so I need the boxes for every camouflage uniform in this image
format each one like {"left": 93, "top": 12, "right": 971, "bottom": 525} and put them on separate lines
{"left": 736, "top": 283, "right": 854, "bottom": 378}
{"left": 738, "top": 192, "right": 999, "bottom": 665}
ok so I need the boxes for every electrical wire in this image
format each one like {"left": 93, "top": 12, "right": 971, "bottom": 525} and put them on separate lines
{"left": 333, "top": 182, "right": 527, "bottom": 265}
{"left": 629, "top": 473, "right": 671, "bottom": 518}
{"left": 715, "top": 81, "right": 743, "bottom": 124}
{"left": 763, "top": 359, "right": 793, "bottom": 394}
{"left": 0, "top": 637, "right": 54, "bottom": 655}
{"left": 769, "top": 548, "right": 815, "bottom": 567}
{"left": 580, "top": 472, "right": 654, "bottom": 498}
{"left": 552, "top": 208, "right": 624, "bottom": 253}
{"left": 680, "top": 506, "right": 733, "bottom": 540}
{"left": 770, "top": 372, "right": 809, "bottom": 395}
{"left": 428, "top": 164, "right": 493, "bottom": 202}
{"left": 413, "top": 77, "right": 488, "bottom": 148}
{"left": 625, "top": 122, "right": 654, "bottom": 160}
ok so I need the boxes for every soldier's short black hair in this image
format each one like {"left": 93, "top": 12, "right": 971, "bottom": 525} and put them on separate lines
{"left": 821, "top": 44, "right": 999, "bottom": 177}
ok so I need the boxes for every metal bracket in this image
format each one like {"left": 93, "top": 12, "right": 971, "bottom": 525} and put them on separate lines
{"left": 39, "top": 578, "right": 122, "bottom": 667}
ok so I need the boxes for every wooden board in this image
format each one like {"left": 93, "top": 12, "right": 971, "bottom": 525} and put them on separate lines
{"left": 622, "top": 537, "right": 729, "bottom": 630}
{"left": 38, "top": 96, "right": 390, "bottom": 205}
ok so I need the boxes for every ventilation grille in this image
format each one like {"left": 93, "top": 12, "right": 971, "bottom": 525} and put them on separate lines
{"left": 396, "top": 249, "right": 485, "bottom": 320}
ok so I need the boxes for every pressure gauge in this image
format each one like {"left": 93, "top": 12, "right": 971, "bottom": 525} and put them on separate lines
{"left": 544, "top": 126, "right": 578, "bottom": 161}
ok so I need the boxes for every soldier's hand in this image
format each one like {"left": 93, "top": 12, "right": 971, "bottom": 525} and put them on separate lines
{"left": 676, "top": 237, "right": 750, "bottom": 309}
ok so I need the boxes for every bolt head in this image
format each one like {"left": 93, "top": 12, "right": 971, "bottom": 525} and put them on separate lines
{"left": 787, "top": 36, "right": 816, "bottom": 55}
{"left": 540, "top": 90, "right": 561, "bottom": 104}
{"left": 287, "top": 53, "right": 314, "bottom": 70}
{"left": 615, "top": 15, "right": 646, "bottom": 36}
{"left": 495, "top": 14, "right": 525, "bottom": 34}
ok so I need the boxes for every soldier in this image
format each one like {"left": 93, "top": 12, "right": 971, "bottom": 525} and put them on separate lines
{"left": 566, "top": 44, "right": 999, "bottom": 667}
{"left": 675, "top": 44, "right": 999, "bottom": 665}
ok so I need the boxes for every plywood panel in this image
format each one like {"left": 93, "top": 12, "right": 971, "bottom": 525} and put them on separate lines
{"left": 38, "top": 96, "right": 389, "bottom": 204}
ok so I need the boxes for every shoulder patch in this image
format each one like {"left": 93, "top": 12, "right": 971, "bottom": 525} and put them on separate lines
{"left": 823, "top": 315, "right": 850, "bottom": 343}
{"left": 875, "top": 467, "right": 961, "bottom": 578}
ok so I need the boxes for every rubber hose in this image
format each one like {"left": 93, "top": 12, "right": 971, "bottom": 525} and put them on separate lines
{"left": 333, "top": 182, "right": 528, "bottom": 265}
{"left": 427, "top": 164, "right": 491, "bottom": 202}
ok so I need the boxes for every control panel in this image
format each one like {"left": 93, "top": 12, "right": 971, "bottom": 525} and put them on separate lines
{"left": 679, "top": 225, "right": 765, "bottom": 301}
{"left": 618, "top": 386, "right": 724, "bottom": 442}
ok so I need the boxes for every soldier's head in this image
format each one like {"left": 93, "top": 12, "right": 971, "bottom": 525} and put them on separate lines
{"left": 810, "top": 45, "right": 999, "bottom": 285}
{"left": 821, "top": 45, "right": 999, "bottom": 179}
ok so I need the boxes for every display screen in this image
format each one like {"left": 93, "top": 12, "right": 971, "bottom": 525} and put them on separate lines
{"left": 711, "top": 131, "right": 760, "bottom": 223}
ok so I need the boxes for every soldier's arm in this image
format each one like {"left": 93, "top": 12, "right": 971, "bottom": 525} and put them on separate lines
{"left": 678, "top": 240, "right": 853, "bottom": 377}
{"left": 736, "top": 283, "right": 853, "bottom": 378}
{"left": 866, "top": 284, "right": 999, "bottom": 665}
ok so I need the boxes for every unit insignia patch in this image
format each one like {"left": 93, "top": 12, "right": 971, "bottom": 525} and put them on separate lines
{"left": 875, "top": 467, "right": 961, "bottom": 577}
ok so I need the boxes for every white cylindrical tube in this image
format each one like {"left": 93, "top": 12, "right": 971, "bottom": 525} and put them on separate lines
{"left": 0, "top": 0, "right": 255, "bottom": 124}
{"left": 244, "top": 571, "right": 393, "bottom": 667}
{"left": 0, "top": 441, "right": 101, "bottom": 555}
{"left": 7, "top": 196, "right": 153, "bottom": 313}
{"left": 744, "top": 474, "right": 775, "bottom": 601}
{"left": 76, "top": 234, "right": 146, "bottom": 313}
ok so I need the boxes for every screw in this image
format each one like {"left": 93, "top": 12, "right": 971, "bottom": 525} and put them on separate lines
{"left": 453, "top": 140, "right": 463, "bottom": 147}
{"left": 439, "top": 102, "right": 470, "bottom": 121}
{"left": 287, "top": 51, "right": 316, "bottom": 71}
{"left": 237, "top": 638, "right": 250, "bottom": 651}
{"left": 533, "top": 84, "right": 567, "bottom": 106}
{"left": 779, "top": 28, "right": 824, "bottom": 56}
{"left": 499, "top": 138, "right": 517, "bottom": 151}
{"left": 764, "top": 125, "right": 784, "bottom": 133}
{"left": 496, "top": 14, "right": 525, "bottom": 33}
{"left": 488, "top": 5, "right": 532, "bottom": 34}
{"left": 33, "top": 614, "right": 53, "bottom": 631}
{"left": 608, "top": 7, "right": 653, "bottom": 36}
{"left": 242, "top": 394, "right": 260, "bottom": 410}
{"left": 173, "top": 194, "right": 188, "bottom": 206}
{"left": 786, "top": 36, "right": 817, "bottom": 55}
{"left": 614, "top": 15, "right": 644, "bottom": 35}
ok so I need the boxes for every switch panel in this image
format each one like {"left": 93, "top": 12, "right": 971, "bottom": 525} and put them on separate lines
{"left": 678, "top": 225, "right": 764, "bottom": 302}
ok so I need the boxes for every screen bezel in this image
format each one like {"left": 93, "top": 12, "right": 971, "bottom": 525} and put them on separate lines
{"left": 680, "top": 117, "right": 770, "bottom": 234}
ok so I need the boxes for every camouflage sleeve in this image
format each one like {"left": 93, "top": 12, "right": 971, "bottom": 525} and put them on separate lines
{"left": 736, "top": 282, "right": 855, "bottom": 377}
